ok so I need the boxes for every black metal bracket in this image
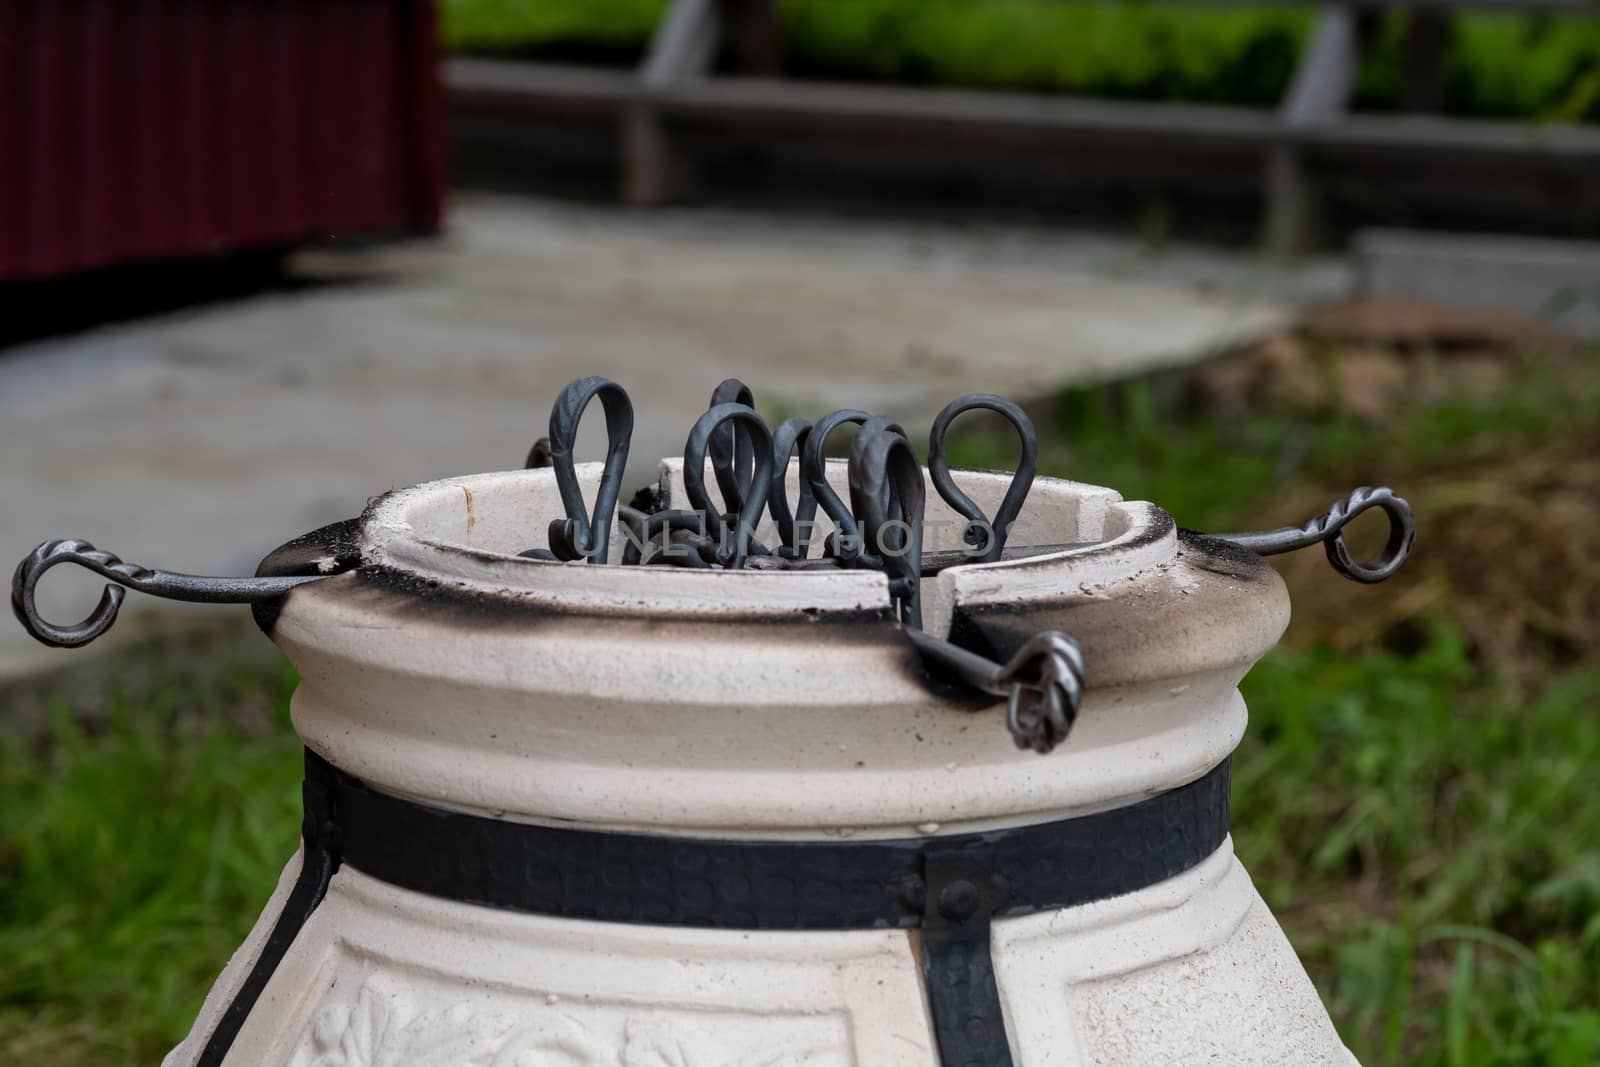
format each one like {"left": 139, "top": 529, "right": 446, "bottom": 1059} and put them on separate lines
{"left": 920, "top": 850, "right": 1016, "bottom": 1066}
{"left": 193, "top": 761, "right": 343, "bottom": 1067}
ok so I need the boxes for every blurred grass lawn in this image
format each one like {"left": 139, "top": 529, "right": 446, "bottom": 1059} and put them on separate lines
{"left": 3, "top": 343, "right": 1598, "bottom": 1065}
{"left": 442, "top": 0, "right": 1600, "bottom": 121}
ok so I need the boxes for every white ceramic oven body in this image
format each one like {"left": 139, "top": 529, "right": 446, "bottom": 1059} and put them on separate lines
{"left": 164, "top": 462, "right": 1356, "bottom": 1066}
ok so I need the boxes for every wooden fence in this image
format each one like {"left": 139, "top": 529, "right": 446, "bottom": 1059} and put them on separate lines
{"left": 448, "top": 0, "right": 1600, "bottom": 252}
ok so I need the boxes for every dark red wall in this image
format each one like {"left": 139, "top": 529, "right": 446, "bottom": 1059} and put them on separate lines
{"left": 0, "top": 0, "right": 443, "bottom": 280}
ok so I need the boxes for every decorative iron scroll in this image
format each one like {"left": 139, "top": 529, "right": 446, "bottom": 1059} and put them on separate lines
{"left": 10, "top": 375, "right": 1415, "bottom": 755}
{"left": 1216, "top": 485, "right": 1415, "bottom": 584}
{"left": 10, "top": 539, "right": 324, "bottom": 650}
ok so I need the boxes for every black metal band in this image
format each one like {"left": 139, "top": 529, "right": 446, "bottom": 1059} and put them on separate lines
{"left": 201, "top": 752, "right": 1229, "bottom": 1067}
{"left": 195, "top": 777, "right": 342, "bottom": 1067}
{"left": 326, "top": 752, "right": 1227, "bottom": 1064}
{"left": 312, "top": 751, "right": 1230, "bottom": 933}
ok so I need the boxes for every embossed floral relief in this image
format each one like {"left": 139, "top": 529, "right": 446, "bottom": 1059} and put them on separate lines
{"left": 290, "top": 976, "right": 837, "bottom": 1067}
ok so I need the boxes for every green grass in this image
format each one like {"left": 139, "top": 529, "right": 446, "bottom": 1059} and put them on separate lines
{"left": 441, "top": 0, "right": 667, "bottom": 55}
{"left": 1355, "top": 11, "right": 1600, "bottom": 123}
{"left": 3, "top": 356, "right": 1598, "bottom": 1064}
{"left": 927, "top": 353, "right": 1600, "bottom": 1062}
{"left": 442, "top": 0, "right": 1600, "bottom": 121}
{"left": 778, "top": 0, "right": 1309, "bottom": 108}
{"left": 3, "top": 633, "right": 1595, "bottom": 1065}
{"left": 940, "top": 354, "right": 1600, "bottom": 533}
{"left": 1237, "top": 635, "right": 1600, "bottom": 1065}
{"left": 0, "top": 667, "right": 303, "bottom": 1066}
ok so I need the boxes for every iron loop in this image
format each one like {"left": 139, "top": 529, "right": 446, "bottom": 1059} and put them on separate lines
{"left": 11, "top": 538, "right": 327, "bottom": 650}
{"left": 707, "top": 379, "right": 758, "bottom": 518}
{"left": 545, "top": 376, "right": 634, "bottom": 564}
{"left": 11, "top": 539, "right": 134, "bottom": 649}
{"left": 843, "top": 416, "right": 910, "bottom": 563}
{"left": 1000, "top": 631, "right": 1086, "bottom": 755}
{"left": 801, "top": 409, "right": 872, "bottom": 557}
{"left": 682, "top": 403, "right": 776, "bottom": 569}
{"left": 1216, "top": 485, "right": 1415, "bottom": 584}
{"left": 768, "top": 416, "right": 817, "bottom": 560}
{"left": 927, "top": 394, "right": 1039, "bottom": 564}
{"left": 851, "top": 423, "right": 925, "bottom": 627}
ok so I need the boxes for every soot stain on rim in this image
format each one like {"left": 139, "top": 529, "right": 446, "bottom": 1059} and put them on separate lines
{"left": 250, "top": 496, "right": 904, "bottom": 637}
{"left": 1176, "top": 530, "right": 1279, "bottom": 582}
{"left": 251, "top": 493, "right": 1201, "bottom": 710}
{"left": 286, "top": 564, "right": 985, "bottom": 703}
{"left": 251, "top": 517, "right": 364, "bottom": 633}
{"left": 973, "top": 503, "right": 1175, "bottom": 578}
{"left": 323, "top": 560, "right": 908, "bottom": 638}
{"left": 950, "top": 532, "right": 1286, "bottom": 688}
{"left": 253, "top": 525, "right": 990, "bottom": 705}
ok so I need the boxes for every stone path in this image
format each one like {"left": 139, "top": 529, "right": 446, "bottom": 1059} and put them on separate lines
{"left": 1, "top": 193, "right": 1345, "bottom": 681}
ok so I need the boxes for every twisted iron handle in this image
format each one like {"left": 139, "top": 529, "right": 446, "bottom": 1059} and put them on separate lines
{"left": 905, "top": 627, "right": 1086, "bottom": 754}
{"left": 801, "top": 408, "right": 874, "bottom": 554}
{"left": 12, "top": 539, "right": 328, "bottom": 649}
{"left": 1002, "top": 631, "right": 1087, "bottom": 755}
{"left": 1216, "top": 485, "right": 1415, "bottom": 583}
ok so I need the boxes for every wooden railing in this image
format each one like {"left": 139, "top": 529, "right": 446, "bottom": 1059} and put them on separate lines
{"left": 448, "top": 0, "right": 1599, "bottom": 252}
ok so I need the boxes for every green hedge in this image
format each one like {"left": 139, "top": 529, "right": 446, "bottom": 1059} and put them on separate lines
{"left": 441, "top": 0, "right": 668, "bottom": 57}
{"left": 441, "top": 0, "right": 1600, "bottom": 121}
{"left": 779, "top": 0, "right": 1309, "bottom": 107}
{"left": 1355, "top": 10, "right": 1600, "bottom": 121}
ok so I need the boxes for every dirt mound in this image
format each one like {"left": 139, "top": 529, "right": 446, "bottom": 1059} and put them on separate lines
{"left": 1302, "top": 298, "right": 1583, "bottom": 354}
{"left": 1198, "top": 297, "right": 1583, "bottom": 423}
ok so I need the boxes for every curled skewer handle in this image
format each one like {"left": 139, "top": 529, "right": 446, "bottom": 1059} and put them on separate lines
{"left": 801, "top": 408, "right": 873, "bottom": 552}
{"left": 826, "top": 414, "right": 906, "bottom": 563}
{"left": 927, "top": 394, "right": 1039, "bottom": 564}
{"left": 1216, "top": 485, "right": 1415, "bottom": 584}
{"left": 707, "top": 379, "right": 758, "bottom": 515}
{"left": 11, "top": 539, "right": 329, "bottom": 650}
{"left": 999, "top": 631, "right": 1086, "bottom": 755}
{"left": 851, "top": 422, "right": 923, "bottom": 625}
{"left": 683, "top": 403, "right": 775, "bottom": 569}
{"left": 769, "top": 416, "right": 817, "bottom": 560}
{"left": 904, "top": 628, "right": 1085, "bottom": 755}
{"left": 546, "top": 376, "right": 634, "bottom": 564}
